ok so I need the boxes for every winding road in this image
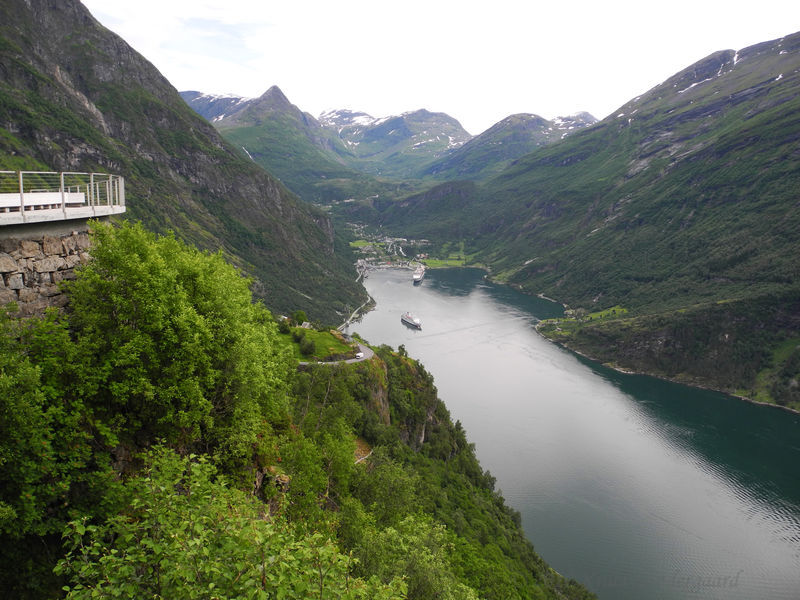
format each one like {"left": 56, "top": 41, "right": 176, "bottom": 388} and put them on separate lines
{"left": 298, "top": 342, "right": 374, "bottom": 367}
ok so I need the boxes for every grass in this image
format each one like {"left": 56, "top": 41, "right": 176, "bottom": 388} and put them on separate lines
{"left": 421, "top": 240, "right": 469, "bottom": 268}
{"left": 538, "top": 305, "right": 630, "bottom": 339}
{"left": 423, "top": 257, "right": 466, "bottom": 268}
{"left": 279, "top": 327, "right": 356, "bottom": 361}
{"left": 583, "top": 305, "right": 629, "bottom": 321}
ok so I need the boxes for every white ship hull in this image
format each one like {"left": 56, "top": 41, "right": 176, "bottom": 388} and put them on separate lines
{"left": 401, "top": 312, "right": 422, "bottom": 329}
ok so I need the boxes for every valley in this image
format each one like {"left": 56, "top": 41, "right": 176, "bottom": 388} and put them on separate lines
{"left": 181, "top": 31, "right": 800, "bottom": 411}
{"left": 1, "top": 1, "right": 799, "bottom": 598}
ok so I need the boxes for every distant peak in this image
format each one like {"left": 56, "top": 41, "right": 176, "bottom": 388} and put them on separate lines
{"left": 318, "top": 109, "right": 377, "bottom": 128}
{"left": 234, "top": 85, "right": 300, "bottom": 116}
{"left": 260, "top": 85, "right": 290, "bottom": 103}
{"left": 504, "top": 113, "right": 547, "bottom": 122}
{"left": 568, "top": 111, "right": 597, "bottom": 122}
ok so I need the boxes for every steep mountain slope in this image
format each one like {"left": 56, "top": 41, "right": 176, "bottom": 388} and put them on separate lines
{"left": 219, "top": 86, "right": 339, "bottom": 152}
{"left": 378, "top": 32, "right": 800, "bottom": 405}
{"left": 482, "top": 35, "right": 800, "bottom": 310}
{"left": 421, "top": 112, "right": 597, "bottom": 180}
{"left": 0, "top": 0, "right": 365, "bottom": 322}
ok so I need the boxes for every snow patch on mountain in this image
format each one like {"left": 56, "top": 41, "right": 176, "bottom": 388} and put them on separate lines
{"left": 677, "top": 77, "right": 714, "bottom": 94}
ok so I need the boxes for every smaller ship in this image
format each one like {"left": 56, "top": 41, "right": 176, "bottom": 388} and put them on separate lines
{"left": 412, "top": 264, "right": 426, "bottom": 284}
{"left": 401, "top": 312, "right": 422, "bottom": 329}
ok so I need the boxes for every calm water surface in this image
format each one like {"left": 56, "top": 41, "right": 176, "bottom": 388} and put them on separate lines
{"left": 348, "top": 268, "right": 800, "bottom": 600}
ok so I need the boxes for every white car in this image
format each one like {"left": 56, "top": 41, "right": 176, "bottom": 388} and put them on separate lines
{"left": 355, "top": 352, "right": 364, "bottom": 359}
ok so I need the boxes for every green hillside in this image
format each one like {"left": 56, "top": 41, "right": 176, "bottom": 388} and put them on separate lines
{"left": 328, "top": 109, "right": 473, "bottom": 179}
{"left": 0, "top": 0, "right": 365, "bottom": 323}
{"left": 421, "top": 113, "right": 597, "bottom": 181}
{"left": 215, "top": 89, "right": 419, "bottom": 205}
{"left": 374, "top": 33, "right": 800, "bottom": 407}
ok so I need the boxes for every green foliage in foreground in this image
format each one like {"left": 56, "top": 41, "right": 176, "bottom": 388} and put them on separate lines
{"left": 54, "top": 448, "right": 403, "bottom": 600}
{"left": 0, "top": 222, "right": 593, "bottom": 599}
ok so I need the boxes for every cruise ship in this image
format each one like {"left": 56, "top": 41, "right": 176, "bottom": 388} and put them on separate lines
{"left": 412, "top": 264, "right": 426, "bottom": 284}
{"left": 401, "top": 312, "right": 422, "bottom": 329}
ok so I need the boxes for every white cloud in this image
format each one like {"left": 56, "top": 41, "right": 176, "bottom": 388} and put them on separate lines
{"left": 83, "top": 0, "right": 800, "bottom": 134}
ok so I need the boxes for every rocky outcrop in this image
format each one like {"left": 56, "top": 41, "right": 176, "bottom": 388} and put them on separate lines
{"left": 368, "top": 360, "right": 392, "bottom": 426}
{"left": 0, "top": 232, "right": 90, "bottom": 315}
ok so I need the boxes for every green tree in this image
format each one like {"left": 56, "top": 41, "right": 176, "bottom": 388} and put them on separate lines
{"left": 279, "top": 433, "right": 327, "bottom": 523}
{"left": 300, "top": 335, "right": 316, "bottom": 356}
{"left": 0, "top": 308, "right": 121, "bottom": 597}
{"left": 354, "top": 514, "right": 478, "bottom": 600}
{"left": 55, "top": 448, "right": 406, "bottom": 599}
{"left": 350, "top": 448, "right": 419, "bottom": 527}
{"left": 48, "top": 221, "right": 293, "bottom": 471}
{"left": 0, "top": 307, "right": 58, "bottom": 536}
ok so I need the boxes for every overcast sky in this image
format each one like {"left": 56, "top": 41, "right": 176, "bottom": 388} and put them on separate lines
{"left": 81, "top": 0, "right": 799, "bottom": 135}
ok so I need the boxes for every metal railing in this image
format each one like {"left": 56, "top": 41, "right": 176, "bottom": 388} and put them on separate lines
{"left": 0, "top": 171, "right": 125, "bottom": 224}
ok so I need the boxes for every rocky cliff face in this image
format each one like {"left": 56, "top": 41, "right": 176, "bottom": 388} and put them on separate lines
{"left": 0, "top": 0, "right": 365, "bottom": 322}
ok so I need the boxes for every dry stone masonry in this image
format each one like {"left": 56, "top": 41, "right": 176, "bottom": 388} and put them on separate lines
{"left": 0, "top": 232, "right": 91, "bottom": 315}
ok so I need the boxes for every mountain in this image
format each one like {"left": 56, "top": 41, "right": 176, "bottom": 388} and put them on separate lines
{"left": 420, "top": 112, "right": 597, "bottom": 180}
{"left": 182, "top": 88, "right": 422, "bottom": 204}
{"left": 183, "top": 91, "right": 473, "bottom": 180}
{"left": 318, "top": 108, "right": 473, "bottom": 177}
{"left": 184, "top": 90, "right": 593, "bottom": 188}
{"left": 211, "top": 86, "right": 388, "bottom": 203}
{"left": 376, "top": 32, "right": 800, "bottom": 407}
{"left": 217, "top": 86, "right": 336, "bottom": 150}
{"left": 480, "top": 35, "right": 800, "bottom": 309}
{"left": 0, "top": 0, "right": 366, "bottom": 323}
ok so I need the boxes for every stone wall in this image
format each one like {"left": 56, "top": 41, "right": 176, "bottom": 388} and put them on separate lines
{"left": 0, "top": 231, "right": 91, "bottom": 315}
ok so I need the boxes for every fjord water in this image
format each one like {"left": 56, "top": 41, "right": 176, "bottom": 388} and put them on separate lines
{"left": 349, "top": 268, "right": 800, "bottom": 600}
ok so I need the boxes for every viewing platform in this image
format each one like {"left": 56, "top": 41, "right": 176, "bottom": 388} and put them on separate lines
{"left": 0, "top": 171, "right": 125, "bottom": 237}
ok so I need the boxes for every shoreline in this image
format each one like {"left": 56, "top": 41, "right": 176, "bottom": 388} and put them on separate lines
{"left": 535, "top": 325, "right": 800, "bottom": 416}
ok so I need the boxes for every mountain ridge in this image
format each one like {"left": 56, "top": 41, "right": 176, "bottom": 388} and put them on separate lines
{"left": 420, "top": 111, "right": 597, "bottom": 180}
{"left": 182, "top": 86, "right": 596, "bottom": 192}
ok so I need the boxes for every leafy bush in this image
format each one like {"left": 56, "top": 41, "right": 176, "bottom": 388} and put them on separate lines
{"left": 55, "top": 448, "right": 405, "bottom": 599}
{"left": 300, "top": 335, "right": 316, "bottom": 357}
{"left": 40, "top": 221, "right": 293, "bottom": 470}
